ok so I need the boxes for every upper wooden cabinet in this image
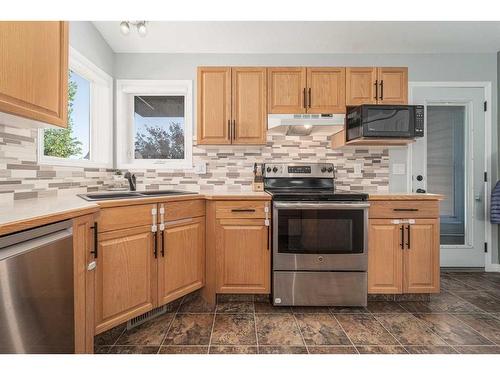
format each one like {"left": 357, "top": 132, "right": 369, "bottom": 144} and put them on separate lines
{"left": 267, "top": 67, "right": 346, "bottom": 114}
{"left": 0, "top": 21, "right": 69, "bottom": 127}
{"left": 197, "top": 66, "right": 267, "bottom": 145}
{"left": 346, "top": 67, "right": 408, "bottom": 106}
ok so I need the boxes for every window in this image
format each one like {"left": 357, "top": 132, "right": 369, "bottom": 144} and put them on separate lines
{"left": 116, "top": 80, "right": 193, "bottom": 169}
{"left": 38, "top": 47, "right": 113, "bottom": 168}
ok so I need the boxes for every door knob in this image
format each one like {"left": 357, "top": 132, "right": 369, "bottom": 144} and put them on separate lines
{"left": 475, "top": 195, "right": 482, "bottom": 202}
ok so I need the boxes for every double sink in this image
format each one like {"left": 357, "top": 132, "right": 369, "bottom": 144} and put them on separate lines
{"left": 78, "top": 190, "right": 197, "bottom": 201}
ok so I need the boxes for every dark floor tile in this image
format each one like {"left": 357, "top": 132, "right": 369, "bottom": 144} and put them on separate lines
{"left": 163, "top": 313, "right": 214, "bottom": 345}
{"left": 449, "top": 274, "right": 498, "bottom": 290}
{"left": 209, "top": 345, "right": 258, "bottom": 354}
{"left": 211, "top": 314, "right": 256, "bottom": 345}
{"left": 217, "top": 294, "right": 254, "bottom": 302}
{"left": 308, "top": 346, "right": 357, "bottom": 354}
{"left": 373, "top": 314, "right": 445, "bottom": 346}
{"left": 94, "top": 346, "right": 112, "bottom": 354}
{"left": 216, "top": 301, "right": 254, "bottom": 314}
{"left": 414, "top": 313, "right": 493, "bottom": 346}
{"left": 367, "top": 301, "right": 407, "bottom": 313}
{"left": 255, "top": 313, "right": 304, "bottom": 346}
{"left": 291, "top": 306, "right": 331, "bottom": 314}
{"left": 335, "top": 314, "right": 398, "bottom": 345}
{"left": 254, "top": 294, "right": 271, "bottom": 303}
{"left": 452, "top": 314, "right": 500, "bottom": 344}
{"left": 178, "top": 294, "right": 216, "bottom": 313}
{"left": 294, "top": 313, "right": 351, "bottom": 346}
{"left": 485, "top": 289, "right": 500, "bottom": 300}
{"left": 108, "top": 346, "right": 159, "bottom": 354}
{"left": 254, "top": 301, "right": 292, "bottom": 314}
{"left": 115, "top": 313, "right": 175, "bottom": 346}
{"left": 368, "top": 294, "right": 395, "bottom": 302}
{"left": 329, "top": 306, "right": 369, "bottom": 314}
{"left": 356, "top": 345, "right": 407, "bottom": 354}
{"left": 395, "top": 294, "right": 431, "bottom": 302}
{"left": 453, "top": 291, "right": 500, "bottom": 313}
{"left": 480, "top": 273, "right": 500, "bottom": 282}
{"left": 440, "top": 274, "right": 474, "bottom": 291}
{"left": 453, "top": 345, "right": 500, "bottom": 354}
{"left": 159, "top": 345, "right": 208, "bottom": 354}
{"left": 399, "top": 301, "right": 436, "bottom": 313}
{"left": 404, "top": 345, "right": 457, "bottom": 354}
{"left": 400, "top": 292, "right": 483, "bottom": 313}
{"left": 163, "top": 297, "right": 183, "bottom": 312}
{"left": 94, "top": 323, "right": 126, "bottom": 346}
{"left": 258, "top": 346, "right": 308, "bottom": 354}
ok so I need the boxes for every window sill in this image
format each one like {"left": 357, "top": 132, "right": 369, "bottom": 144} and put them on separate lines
{"left": 38, "top": 157, "right": 112, "bottom": 169}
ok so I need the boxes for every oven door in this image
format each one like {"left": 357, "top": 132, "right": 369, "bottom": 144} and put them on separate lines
{"left": 273, "top": 201, "right": 369, "bottom": 271}
{"left": 362, "top": 106, "right": 414, "bottom": 138}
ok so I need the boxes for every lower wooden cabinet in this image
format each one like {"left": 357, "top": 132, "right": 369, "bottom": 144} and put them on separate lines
{"left": 216, "top": 218, "right": 270, "bottom": 293}
{"left": 158, "top": 216, "right": 205, "bottom": 305}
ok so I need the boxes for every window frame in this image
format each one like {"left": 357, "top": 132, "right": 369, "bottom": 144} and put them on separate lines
{"left": 116, "top": 80, "right": 193, "bottom": 170}
{"left": 37, "top": 47, "right": 113, "bottom": 168}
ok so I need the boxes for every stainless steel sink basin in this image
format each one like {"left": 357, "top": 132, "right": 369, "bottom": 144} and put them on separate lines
{"left": 78, "top": 190, "right": 197, "bottom": 201}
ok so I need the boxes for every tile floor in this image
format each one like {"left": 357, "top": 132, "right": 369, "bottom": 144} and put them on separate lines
{"left": 94, "top": 271, "right": 500, "bottom": 354}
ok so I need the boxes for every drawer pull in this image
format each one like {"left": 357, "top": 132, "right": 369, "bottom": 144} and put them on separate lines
{"left": 90, "top": 222, "right": 98, "bottom": 258}
{"left": 231, "top": 209, "right": 256, "bottom": 213}
{"left": 393, "top": 208, "right": 419, "bottom": 212}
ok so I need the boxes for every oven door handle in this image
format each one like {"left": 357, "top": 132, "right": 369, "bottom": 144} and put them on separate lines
{"left": 273, "top": 202, "right": 370, "bottom": 210}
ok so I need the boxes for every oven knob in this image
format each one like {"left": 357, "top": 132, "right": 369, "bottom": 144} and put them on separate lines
{"left": 272, "top": 167, "right": 278, "bottom": 173}
{"left": 318, "top": 256, "right": 324, "bottom": 262}
{"left": 321, "top": 167, "right": 327, "bottom": 173}
{"left": 327, "top": 167, "right": 333, "bottom": 173}
{"left": 266, "top": 167, "right": 271, "bottom": 173}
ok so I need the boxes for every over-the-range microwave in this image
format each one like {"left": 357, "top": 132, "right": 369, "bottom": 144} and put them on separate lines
{"left": 345, "top": 104, "right": 424, "bottom": 141}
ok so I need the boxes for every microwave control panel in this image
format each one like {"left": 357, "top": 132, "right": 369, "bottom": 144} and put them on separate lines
{"left": 414, "top": 105, "right": 425, "bottom": 137}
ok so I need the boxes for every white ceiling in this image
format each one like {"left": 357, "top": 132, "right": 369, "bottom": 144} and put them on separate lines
{"left": 92, "top": 21, "right": 500, "bottom": 54}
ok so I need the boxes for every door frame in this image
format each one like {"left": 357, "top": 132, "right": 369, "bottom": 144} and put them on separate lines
{"left": 408, "top": 81, "right": 496, "bottom": 271}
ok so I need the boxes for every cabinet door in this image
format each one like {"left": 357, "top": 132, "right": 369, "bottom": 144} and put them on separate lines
{"left": 377, "top": 67, "right": 408, "bottom": 104}
{"left": 157, "top": 217, "right": 205, "bottom": 305}
{"left": 232, "top": 67, "right": 267, "bottom": 144}
{"left": 345, "top": 67, "right": 377, "bottom": 106}
{"left": 95, "top": 226, "right": 157, "bottom": 334}
{"left": 197, "top": 67, "right": 231, "bottom": 144}
{"left": 403, "top": 219, "right": 440, "bottom": 293}
{"left": 368, "top": 220, "right": 403, "bottom": 294}
{"left": 0, "top": 21, "right": 68, "bottom": 127}
{"left": 306, "top": 67, "right": 346, "bottom": 114}
{"left": 216, "top": 219, "right": 270, "bottom": 293}
{"left": 267, "top": 67, "right": 306, "bottom": 114}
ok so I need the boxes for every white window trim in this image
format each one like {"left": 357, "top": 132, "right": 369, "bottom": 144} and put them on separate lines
{"left": 116, "top": 79, "right": 193, "bottom": 170}
{"left": 38, "top": 47, "right": 113, "bottom": 168}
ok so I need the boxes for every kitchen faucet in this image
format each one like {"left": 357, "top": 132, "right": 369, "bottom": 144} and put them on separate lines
{"left": 124, "top": 172, "right": 137, "bottom": 191}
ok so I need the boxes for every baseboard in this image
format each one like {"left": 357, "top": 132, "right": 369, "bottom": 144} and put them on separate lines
{"left": 485, "top": 264, "right": 500, "bottom": 272}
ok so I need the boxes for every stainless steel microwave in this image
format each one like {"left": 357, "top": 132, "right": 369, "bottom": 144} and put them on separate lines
{"left": 346, "top": 105, "right": 424, "bottom": 141}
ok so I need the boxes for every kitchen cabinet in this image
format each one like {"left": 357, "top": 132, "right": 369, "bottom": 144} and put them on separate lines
{"left": 368, "top": 200, "right": 440, "bottom": 294}
{"left": 267, "top": 67, "right": 346, "bottom": 114}
{"left": 197, "top": 66, "right": 267, "bottom": 145}
{"left": 0, "top": 21, "right": 69, "bottom": 127}
{"left": 346, "top": 67, "right": 407, "bottom": 106}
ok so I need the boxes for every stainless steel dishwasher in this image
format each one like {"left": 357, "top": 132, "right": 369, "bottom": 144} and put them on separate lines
{"left": 0, "top": 220, "right": 74, "bottom": 354}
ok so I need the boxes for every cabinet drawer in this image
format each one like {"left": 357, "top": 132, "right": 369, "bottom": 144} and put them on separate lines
{"left": 162, "top": 199, "right": 205, "bottom": 222}
{"left": 369, "top": 201, "right": 439, "bottom": 219}
{"left": 98, "top": 204, "right": 156, "bottom": 232}
{"left": 215, "top": 201, "right": 268, "bottom": 219}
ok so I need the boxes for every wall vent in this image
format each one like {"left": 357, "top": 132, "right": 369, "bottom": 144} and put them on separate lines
{"left": 127, "top": 305, "right": 168, "bottom": 330}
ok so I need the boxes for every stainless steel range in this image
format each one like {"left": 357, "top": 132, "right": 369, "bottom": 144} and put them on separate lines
{"left": 264, "top": 163, "right": 369, "bottom": 307}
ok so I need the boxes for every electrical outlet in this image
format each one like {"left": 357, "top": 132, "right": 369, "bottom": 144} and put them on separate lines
{"left": 194, "top": 162, "right": 207, "bottom": 175}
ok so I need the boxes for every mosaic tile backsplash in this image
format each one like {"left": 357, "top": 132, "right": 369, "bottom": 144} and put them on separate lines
{"left": 0, "top": 124, "right": 389, "bottom": 202}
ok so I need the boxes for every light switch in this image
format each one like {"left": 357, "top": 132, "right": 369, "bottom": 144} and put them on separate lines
{"left": 194, "top": 161, "right": 207, "bottom": 174}
{"left": 392, "top": 163, "right": 406, "bottom": 175}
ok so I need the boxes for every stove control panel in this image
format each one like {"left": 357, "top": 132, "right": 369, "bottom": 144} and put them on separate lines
{"left": 263, "top": 163, "right": 335, "bottom": 178}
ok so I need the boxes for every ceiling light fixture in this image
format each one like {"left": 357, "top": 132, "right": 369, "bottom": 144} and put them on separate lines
{"left": 120, "top": 21, "right": 148, "bottom": 37}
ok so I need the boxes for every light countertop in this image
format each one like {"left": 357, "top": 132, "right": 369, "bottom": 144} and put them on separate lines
{"left": 368, "top": 193, "right": 444, "bottom": 201}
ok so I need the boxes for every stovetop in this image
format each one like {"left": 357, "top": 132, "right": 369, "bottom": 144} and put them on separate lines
{"left": 265, "top": 188, "right": 368, "bottom": 202}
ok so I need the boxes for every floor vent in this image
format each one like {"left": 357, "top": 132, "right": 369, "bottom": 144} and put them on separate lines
{"left": 127, "top": 305, "right": 168, "bottom": 330}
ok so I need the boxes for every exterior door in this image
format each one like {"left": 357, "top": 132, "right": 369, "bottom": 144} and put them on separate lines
{"left": 232, "top": 67, "right": 267, "bottom": 144}
{"left": 157, "top": 217, "right": 205, "bottom": 305}
{"left": 197, "top": 67, "right": 231, "bottom": 144}
{"left": 345, "top": 67, "right": 377, "bottom": 106}
{"left": 306, "top": 67, "right": 346, "bottom": 114}
{"left": 377, "top": 67, "right": 408, "bottom": 104}
{"left": 368, "top": 220, "right": 403, "bottom": 294}
{"left": 95, "top": 226, "right": 157, "bottom": 334}
{"left": 267, "top": 67, "right": 306, "bottom": 114}
{"left": 410, "top": 85, "right": 486, "bottom": 267}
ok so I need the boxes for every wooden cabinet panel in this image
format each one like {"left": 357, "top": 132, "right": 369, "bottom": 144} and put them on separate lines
{"left": 306, "top": 67, "right": 346, "bottom": 114}
{"left": 158, "top": 217, "right": 205, "bottom": 305}
{"left": 197, "top": 67, "right": 231, "bottom": 144}
{"left": 216, "top": 218, "right": 270, "bottom": 293}
{"left": 368, "top": 219, "right": 403, "bottom": 294}
{"left": 164, "top": 199, "right": 205, "bottom": 222}
{"left": 0, "top": 21, "right": 68, "bottom": 127}
{"left": 369, "top": 201, "right": 439, "bottom": 219}
{"left": 403, "top": 219, "right": 440, "bottom": 293}
{"left": 232, "top": 67, "right": 267, "bottom": 144}
{"left": 267, "top": 67, "right": 306, "bottom": 114}
{"left": 215, "top": 200, "right": 268, "bottom": 219}
{"left": 377, "top": 67, "right": 408, "bottom": 104}
{"left": 345, "top": 67, "right": 377, "bottom": 106}
{"left": 98, "top": 204, "right": 156, "bottom": 232}
{"left": 95, "top": 226, "right": 157, "bottom": 334}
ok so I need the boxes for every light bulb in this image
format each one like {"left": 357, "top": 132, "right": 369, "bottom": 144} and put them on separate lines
{"left": 120, "top": 21, "right": 130, "bottom": 35}
{"left": 137, "top": 22, "right": 147, "bottom": 37}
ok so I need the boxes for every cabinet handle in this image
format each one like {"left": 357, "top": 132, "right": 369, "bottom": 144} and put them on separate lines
{"left": 374, "top": 80, "right": 378, "bottom": 100}
{"left": 267, "top": 226, "right": 270, "bottom": 251}
{"left": 161, "top": 231, "right": 165, "bottom": 257}
{"left": 231, "top": 209, "right": 256, "bottom": 213}
{"left": 153, "top": 232, "right": 158, "bottom": 258}
{"left": 228, "top": 119, "right": 231, "bottom": 141}
{"left": 380, "top": 80, "right": 384, "bottom": 100}
{"left": 90, "top": 222, "right": 98, "bottom": 258}
{"left": 232, "top": 120, "right": 236, "bottom": 141}
{"left": 303, "top": 88, "right": 307, "bottom": 109}
{"left": 308, "top": 88, "right": 312, "bottom": 108}
{"left": 406, "top": 225, "right": 411, "bottom": 249}
{"left": 400, "top": 225, "right": 404, "bottom": 250}
{"left": 393, "top": 208, "right": 419, "bottom": 212}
